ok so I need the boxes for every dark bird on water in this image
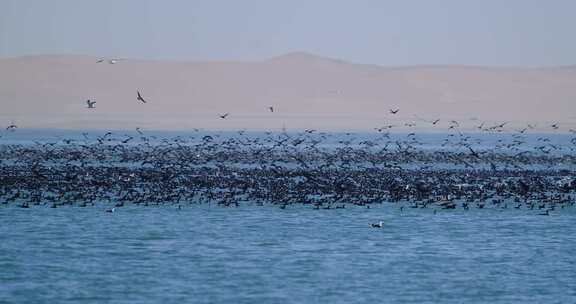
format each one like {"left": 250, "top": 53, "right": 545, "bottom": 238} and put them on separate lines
{"left": 137, "top": 91, "right": 147, "bottom": 103}
{"left": 370, "top": 221, "right": 383, "bottom": 228}
{"left": 86, "top": 100, "right": 96, "bottom": 109}
{"left": 468, "top": 147, "right": 481, "bottom": 159}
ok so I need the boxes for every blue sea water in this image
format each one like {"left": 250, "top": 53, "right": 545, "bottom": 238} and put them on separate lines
{"left": 1, "top": 204, "right": 576, "bottom": 304}
{"left": 1, "top": 129, "right": 575, "bottom": 303}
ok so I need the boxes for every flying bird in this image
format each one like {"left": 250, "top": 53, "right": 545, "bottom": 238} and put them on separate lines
{"left": 495, "top": 122, "right": 508, "bottom": 128}
{"left": 86, "top": 100, "right": 96, "bottom": 109}
{"left": 389, "top": 109, "right": 399, "bottom": 114}
{"left": 96, "top": 58, "right": 124, "bottom": 64}
{"left": 268, "top": 106, "right": 274, "bottom": 113}
{"left": 137, "top": 91, "right": 147, "bottom": 103}
{"left": 219, "top": 113, "right": 229, "bottom": 119}
{"left": 6, "top": 123, "right": 17, "bottom": 131}
{"left": 121, "top": 136, "right": 133, "bottom": 144}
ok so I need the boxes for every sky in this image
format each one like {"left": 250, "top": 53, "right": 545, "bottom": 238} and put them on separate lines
{"left": 0, "top": 0, "right": 575, "bottom": 66}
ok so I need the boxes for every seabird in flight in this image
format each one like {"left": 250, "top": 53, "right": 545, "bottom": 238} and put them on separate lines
{"left": 137, "top": 91, "right": 147, "bottom": 103}
{"left": 6, "top": 123, "right": 17, "bottom": 132}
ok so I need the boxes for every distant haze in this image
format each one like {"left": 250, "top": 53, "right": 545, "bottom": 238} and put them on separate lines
{"left": 0, "top": 53, "right": 575, "bottom": 131}
{"left": 1, "top": 0, "right": 576, "bottom": 66}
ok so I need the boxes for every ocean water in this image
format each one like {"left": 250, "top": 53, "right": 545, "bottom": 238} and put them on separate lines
{"left": 1, "top": 204, "right": 576, "bottom": 304}
{"left": 1, "top": 129, "right": 575, "bottom": 303}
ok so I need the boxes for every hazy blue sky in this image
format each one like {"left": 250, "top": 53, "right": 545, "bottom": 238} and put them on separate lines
{"left": 1, "top": 0, "right": 575, "bottom": 66}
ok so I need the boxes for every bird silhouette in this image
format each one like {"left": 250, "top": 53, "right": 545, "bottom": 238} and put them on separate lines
{"left": 370, "top": 221, "right": 383, "bottom": 228}
{"left": 96, "top": 58, "right": 124, "bottom": 64}
{"left": 86, "top": 100, "right": 96, "bottom": 109}
{"left": 389, "top": 109, "right": 399, "bottom": 114}
{"left": 6, "top": 123, "right": 17, "bottom": 131}
{"left": 219, "top": 113, "right": 229, "bottom": 119}
{"left": 137, "top": 91, "right": 147, "bottom": 103}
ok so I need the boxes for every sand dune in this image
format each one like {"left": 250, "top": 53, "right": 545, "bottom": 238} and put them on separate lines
{"left": 1, "top": 52, "right": 575, "bottom": 131}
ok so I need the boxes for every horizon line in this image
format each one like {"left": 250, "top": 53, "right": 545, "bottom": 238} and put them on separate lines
{"left": 1, "top": 51, "right": 575, "bottom": 69}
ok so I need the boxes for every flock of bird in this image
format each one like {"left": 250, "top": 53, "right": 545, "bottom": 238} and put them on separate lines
{"left": 1, "top": 57, "right": 575, "bottom": 222}
{"left": 1, "top": 124, "right": 574, "bottom": 218}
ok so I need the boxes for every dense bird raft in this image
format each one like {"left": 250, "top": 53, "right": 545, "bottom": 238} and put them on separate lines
{"left": 1, "top": 130, "right": 575, "bottom": 211}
